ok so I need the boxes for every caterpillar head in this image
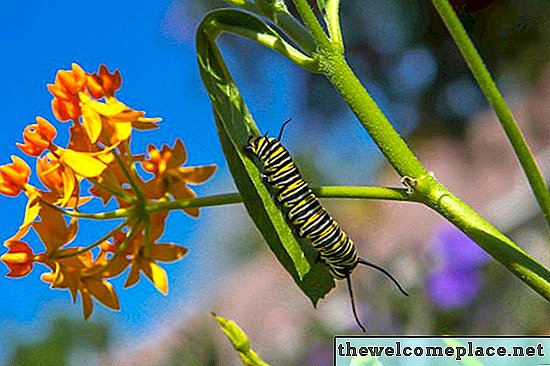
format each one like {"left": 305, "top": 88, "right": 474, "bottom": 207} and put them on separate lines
{"left": 246, "top": 135, "right": 275, "bottom": 156}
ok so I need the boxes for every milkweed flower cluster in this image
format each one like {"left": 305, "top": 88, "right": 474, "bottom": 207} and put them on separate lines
{"left": 0, "top": 63, "right": 216, "bottom": 318}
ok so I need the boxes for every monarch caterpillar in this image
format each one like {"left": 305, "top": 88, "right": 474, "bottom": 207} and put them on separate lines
{"left": 245, "top": 120, "right": 408, "bottom": 332}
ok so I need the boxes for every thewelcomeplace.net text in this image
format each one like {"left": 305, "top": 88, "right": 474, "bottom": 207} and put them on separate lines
{"left": 337, "top": 341, "right": 545, "bottom": 361}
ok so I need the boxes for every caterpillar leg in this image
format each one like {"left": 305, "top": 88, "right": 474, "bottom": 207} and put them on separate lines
{"left": 346, "top": 275, "right": 366, "bottom": 333}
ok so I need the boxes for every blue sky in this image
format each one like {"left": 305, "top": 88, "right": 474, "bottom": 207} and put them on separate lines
{"left": 0, "top": 0, "right": 384, "bottom": 359}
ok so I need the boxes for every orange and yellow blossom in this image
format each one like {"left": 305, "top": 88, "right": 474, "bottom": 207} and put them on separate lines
{"left": 40, "top": 250, "right": 120, "bottom": 319}
{"left": 141, "top": 139, "right": 217, "bottom": 216}
{"left": 48, "top": 63, "right": 88, "bottom": 121}
{"left": 0, "top": 156, "right": 31, "bottom": 197}
{"left": 101, "top": 229, "right": 187, "bottom": 295}
{"left": 1, "top": 241, "right": 35, "bottom": 277}
{"left": 2, "top": 63, "right": 217, "bottom": 320}
{"left": 86, "top": 65, "right": 121, "bottom": 98}
{"left": 17, "top": 117, "right": 57, "bottom": 156}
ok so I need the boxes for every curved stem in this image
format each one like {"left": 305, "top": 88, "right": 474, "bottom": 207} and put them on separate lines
{"left": 223, "top": 0, "right": 317, "bottom": 55}
{"left": 54, "top": 220, "right": 128, "bottom": 258}
{"left": 202, "top": 9, "right": 319, "bottom": 72}
{"left": 431, "top": 0, "right": 550, "bottom": 229}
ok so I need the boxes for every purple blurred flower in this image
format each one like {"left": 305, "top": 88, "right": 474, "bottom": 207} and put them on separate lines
{"left": 426, "top": 223, "right": 490, "bottom": 309}
{"left": 426, "top": 267, "right": 484, "bottom": 309}
{"left": 433, "top": 223, "right": 490, "bottom": 270}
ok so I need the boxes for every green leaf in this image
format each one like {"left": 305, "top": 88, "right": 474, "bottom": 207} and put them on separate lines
{"left": 197, "top": 9, "right": 334, "bottom": 305}
{"left": 213, "top": 313, "right": 271, "bottom": 366}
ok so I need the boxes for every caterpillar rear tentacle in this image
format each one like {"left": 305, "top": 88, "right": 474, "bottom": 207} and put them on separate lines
{"left": 246, "top": 123, "right": 407, "bottom": 332}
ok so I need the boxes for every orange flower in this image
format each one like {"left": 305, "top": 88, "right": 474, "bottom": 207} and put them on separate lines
{"left": 141, "top": 139, "right": 216, "bottom": 216}
{"left": 40, "top": 251, "right": 120, "bottom": 319}
{"left": 48, "top": 63, "right": 87, "bottom": 121}
{"left": 87, "top": 65, "right": 121, "bottom": 98}
{"left": 36, "top": 153, "right": 64, "bottom": 192}
{"left": 16, "top": 117, "right": 57, "bottom": 156}
{"left": 0, "top": 156, "right": 30, "bottom": 196}
{"left": 1, "top": 241, "right": 35, "bottom": 277}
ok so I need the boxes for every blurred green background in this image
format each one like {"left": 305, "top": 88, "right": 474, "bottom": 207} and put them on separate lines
{"left": 2, "top": 0, "right": 550, "bottom": 365}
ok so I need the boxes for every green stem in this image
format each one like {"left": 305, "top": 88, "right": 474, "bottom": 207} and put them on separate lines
{"left": 83, "top": 218, "right": 141, "bottom": 278}
{"left": 312, "top": 186, "right": 415, "bottom": 201}
{"left": 223, "top": 0, "right": 316, "bottom": 55}
{"left": 323, "top": 53, "right": 429, "bottom": 178}
{"left": 46, "top": 186, "right": 414, "bottom": 221}
{"left": 431, "top": 0, "right": 550, "bottom": 229}
{"left": 88, "top": 177, "right": 135, "bottom": 203}
{"left": 145, "top": 186, "right": 415, "bottom": 213}
{"left": 54, "top": 220, "right": 128, "bottom": 258}
{"left": 291, "top": 0, "right": 331, "bottom": 48}
{"left": 417, "top": 175, "right": 550, "bottom": 300}
{"left": 205, "top": 9, "right": 320, "bottom": 72}
{"left": 296, "top": 18, "right": 550, "bottom": 300}
{"left": 271, "top": 11, "right": 317, "bottom": 55}
{"left": 325, "top": 0, "right": 343, "bottom": 49}
{"left": 41, "top": 201, "right": 131, "bottom": 220}
{"left": 114, "top": 152, "right": 145, "bottom": 202}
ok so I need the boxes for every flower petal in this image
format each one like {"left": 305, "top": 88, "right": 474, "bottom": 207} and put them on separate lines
{"left": 140, "top": 260, "right": 168, "bottom": 295}
{"left": 149, "top": 243, "right": 188, "bottom": 262}
{"left": 82, "top": 277, "right": 120, "bottom": 310}
{"left": 177, "top": 165, "right": 217, "bottom": 184}
{"left": 60, "top": 149, "right": 107, "bottom": 178}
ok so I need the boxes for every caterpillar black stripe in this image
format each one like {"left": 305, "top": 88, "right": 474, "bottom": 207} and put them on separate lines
{"left": 246, "top": 120, "right": 408, "bottom": 332}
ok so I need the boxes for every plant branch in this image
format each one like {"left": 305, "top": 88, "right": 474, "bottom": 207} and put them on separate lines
{"left": 418, "top": 175, "right": 550, "bottom": 301}
{"left": 291, "top": 0, "right": 331, "bottom": 48}
{"left": 40, "top": 200, "right": 131, "bottom": 220}
{"left": 325, "top": 0, "right": 343, "bottom": 49}
{"left": 88, "top": 177, "right": 135, "bottom": 203}
{"left": 145, "top": 186, "right": 416, "bottom": 213}
{"left": 114, "top": 152, "right": 145, "bottom": 202}
{"left": 55, "top": 219, "right": 129, "bottom": 258}
{"left": 204, "top": 9, "right": 320, "bottom": 72}
{"left": 431, "top": 0, "right": 550, "bottom": 229}
{"left": 310, "top": 24, "right": 550, "bottom": 301}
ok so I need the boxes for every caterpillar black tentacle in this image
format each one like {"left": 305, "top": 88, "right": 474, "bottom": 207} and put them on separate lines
{"left": 246, "top": 123, "right": 408, "bottom": 332}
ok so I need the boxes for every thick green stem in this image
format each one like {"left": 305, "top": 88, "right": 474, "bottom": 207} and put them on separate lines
{"left": 306, "top": 24, "right": 550, "bottom": 301}
{"left": 431, "top": 0, "right": 550, "bottom": 229}
{"left": 323, "top": 53, "right": 428, "bottom": 178}
{"left": 417, "top": 175, "right": 550, "bottom": 300}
